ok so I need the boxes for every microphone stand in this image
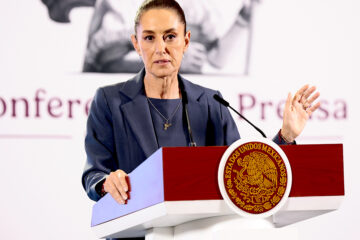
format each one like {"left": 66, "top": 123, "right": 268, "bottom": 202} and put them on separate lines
{"left": 213, "top": 94, "right": 267, "bottom": 138}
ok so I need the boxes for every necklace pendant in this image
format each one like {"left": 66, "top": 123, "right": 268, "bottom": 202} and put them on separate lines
{"left": 164, "top": 122, "right": 172, "bottom": 130}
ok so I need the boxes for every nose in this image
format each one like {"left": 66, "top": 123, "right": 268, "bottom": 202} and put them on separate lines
{"left": 154, "top": 38, "right": 166, "bottom": 55}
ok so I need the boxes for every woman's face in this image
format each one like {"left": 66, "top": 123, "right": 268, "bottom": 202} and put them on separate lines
{"left": 131, "top": 8, "right": 190, "bottom": 79}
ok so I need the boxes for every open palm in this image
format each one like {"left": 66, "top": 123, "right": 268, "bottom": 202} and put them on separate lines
{"left": 281, "top": 85, "right": 321, "bottom": 142}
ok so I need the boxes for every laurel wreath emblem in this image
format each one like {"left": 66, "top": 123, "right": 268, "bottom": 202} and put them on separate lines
{"left": 224, "top": 146, "right": 287, "bottom": 214}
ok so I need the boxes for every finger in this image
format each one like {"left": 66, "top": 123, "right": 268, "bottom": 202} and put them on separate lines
{"left": 303, "top": 102, "right": 310, "bottom": 110}
{"left": 185, "top": 58, "right": 203, "bottom": 69}
{"left": 191, "top": 42, "right": 206, "bottom": 52}
{"left": 185, "top": 66, "right": 202, "bottom": 73}
{"left": 190, "top": 61, "right": 204, "bottom": 69}
{"left": 284, "top": 92, "right": 292, "bottom": 111}
{"left": 307, "top": 102, "right": 321, "bottom": 116}
{"left": 104, "top": 180, "right": 125, "bottom": 204}
{"left": 113, "top": 171, "right": 128, "bottom": 200}
{"left": 298, "top": 86, "right": 312, "bottom": 104}
{"left": 306, "top": 92, "right": 320, "bottom": 105}
{"left": 187, "top": 56, "right": 206, "bottom": 65}
{"left": 294, "top": 100, "right": 305, "bottom": 111}
{"left": 293, "top": 84, "right": 309, "bottom": 105}
{"left": 119, "top": 174, "right": 129, "bottom": 193}
{"left": 303, "top": 86, "right": 316, "bottom": 100}
{"left": 106, "top": 172, "right": 127, "bottom": 202}
{"left": 185, "top": 49, "right": 206, "bottom": 62}
{"left": 193, "top": 53, "right": 207, "bottom": 61}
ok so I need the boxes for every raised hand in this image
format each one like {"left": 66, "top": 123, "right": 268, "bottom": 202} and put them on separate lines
{"left": 281, "top": 85, "right": 321, "bottom": 142}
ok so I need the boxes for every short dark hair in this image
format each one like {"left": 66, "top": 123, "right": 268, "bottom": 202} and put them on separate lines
{"left": 134, "top": 0, "right": 187, "bottom": 35}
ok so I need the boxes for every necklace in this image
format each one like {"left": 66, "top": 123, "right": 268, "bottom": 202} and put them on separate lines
{"left": 147, "top": 98, "right": 182, "bottom": 130}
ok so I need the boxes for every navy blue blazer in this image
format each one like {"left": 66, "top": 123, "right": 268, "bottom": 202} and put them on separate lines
{"left": 82, "top": 69, "right": 286, "bottom": 201}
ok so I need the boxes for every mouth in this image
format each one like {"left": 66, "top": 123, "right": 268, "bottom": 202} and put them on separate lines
{"left": 154, "top": 59, "right": 171, "bottom": 64}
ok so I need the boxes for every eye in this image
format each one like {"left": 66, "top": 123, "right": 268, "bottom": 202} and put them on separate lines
{"left": 144, "top": 35, "right": 154, "bottom": 41}
{"left": 165, "top": 34, "right": 176, "bottom": 41}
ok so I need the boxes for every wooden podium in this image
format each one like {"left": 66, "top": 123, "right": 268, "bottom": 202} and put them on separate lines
{"left": 91, "top": 144, "right": 344, "bottom": 239}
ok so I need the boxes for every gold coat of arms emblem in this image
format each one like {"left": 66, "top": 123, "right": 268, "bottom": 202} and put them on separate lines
{"left": 219, "top": 139, "right": 292, "bottom": 217}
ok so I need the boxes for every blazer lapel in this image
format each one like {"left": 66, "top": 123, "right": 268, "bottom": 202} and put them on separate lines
{"left": 119, "top": 70, "right": 158, "bottom": 158}
{"left": 118, "top": 71, "right": 209, "bottom": 153}
{"left": 180, "top": 76, "right": 208, "bottom": 145}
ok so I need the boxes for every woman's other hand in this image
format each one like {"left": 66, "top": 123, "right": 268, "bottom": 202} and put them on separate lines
{"left": 103, "top": 169, "right": 129, "bottom": 204}
{"left": 281, "top": 85, "right": 321, "bottom": 142}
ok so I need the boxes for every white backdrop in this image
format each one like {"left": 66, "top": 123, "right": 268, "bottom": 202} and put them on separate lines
{"left": 0, "top": 0, "right": 359, "bottom": 239}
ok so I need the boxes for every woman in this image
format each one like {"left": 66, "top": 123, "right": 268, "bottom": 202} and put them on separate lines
{"left": 82, "top": 1, "right": 320, "bottom": 238}
{"left": 83, "top": 0, "right": 251, "bottom": 74}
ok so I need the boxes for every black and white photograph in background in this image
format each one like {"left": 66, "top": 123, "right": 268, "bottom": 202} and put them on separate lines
{"left": 41, "top": 0, "right": 257, "bottom": 75}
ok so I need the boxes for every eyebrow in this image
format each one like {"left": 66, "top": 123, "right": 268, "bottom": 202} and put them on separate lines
{"left": 142, "top": 28, "right": 177, "bottom": 35}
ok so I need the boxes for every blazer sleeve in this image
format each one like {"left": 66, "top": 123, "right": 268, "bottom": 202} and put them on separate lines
{"left": 82, "top": 88, "right": 118, "bottom": 201}
{"left": 272, "top": 130, "right": 297, "bottom": 145}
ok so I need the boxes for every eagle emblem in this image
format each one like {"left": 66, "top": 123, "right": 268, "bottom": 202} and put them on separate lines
{"left": 234, "top": 151, "right": 278, "bottom": 205}
{"left": 222, "top": 142, "right": 289, "bottom": 214}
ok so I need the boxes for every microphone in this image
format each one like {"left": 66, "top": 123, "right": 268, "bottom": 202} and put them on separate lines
{"left": 213, "top": 94, "right": 267, "bottom": 138}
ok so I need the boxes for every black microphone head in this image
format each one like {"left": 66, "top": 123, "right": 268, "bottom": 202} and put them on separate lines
{"left": 213, "top": 94, "right": 229, "bottom": 107}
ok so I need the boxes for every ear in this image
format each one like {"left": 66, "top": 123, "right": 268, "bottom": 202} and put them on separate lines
{"left": 131, "top": 34, "right": 141, "bottom": 56}
{"left": 183, "top": 30, "right": 191, "bottom": 53}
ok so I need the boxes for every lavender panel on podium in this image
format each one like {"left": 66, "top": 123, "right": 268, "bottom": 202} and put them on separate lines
{"left": 91, "top": 148, "right": 165, "bottom": 227}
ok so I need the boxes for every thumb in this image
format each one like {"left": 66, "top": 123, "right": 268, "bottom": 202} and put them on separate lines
{"left": 284, "top": 92, "right": 292, "bottom": 111}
